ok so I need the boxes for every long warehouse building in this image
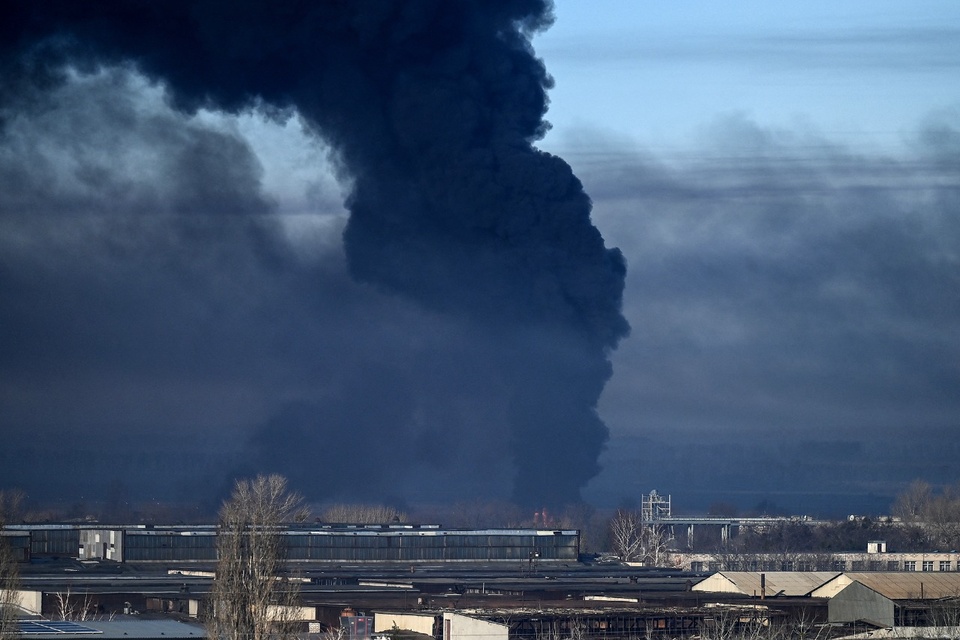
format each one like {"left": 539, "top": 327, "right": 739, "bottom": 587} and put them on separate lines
{"left": 4, "top": 523, "right": 580, "bottom": 564}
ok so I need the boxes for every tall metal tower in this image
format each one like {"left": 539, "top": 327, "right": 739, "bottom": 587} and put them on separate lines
{"left": 641, "top": 490, "right": 671, "bottom": 524}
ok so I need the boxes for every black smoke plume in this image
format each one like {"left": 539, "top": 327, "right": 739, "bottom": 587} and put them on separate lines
{"left": 1, "top": 0, "right": 628, "bottom": 507}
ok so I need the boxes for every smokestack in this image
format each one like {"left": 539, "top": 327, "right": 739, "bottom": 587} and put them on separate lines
{"left": 2, "top": 0, "right": 628, "bottom": 506}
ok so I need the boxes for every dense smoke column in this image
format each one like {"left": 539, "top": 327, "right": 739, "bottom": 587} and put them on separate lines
{"left": 2, "top": 0, "right": 628, "bottom": 506}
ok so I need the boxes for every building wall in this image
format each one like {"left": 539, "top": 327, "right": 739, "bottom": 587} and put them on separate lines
{"left": 122, "top": 530, "right": 218, "bottom": 562}
{"left": 375, "top": 612, "right": 436, "bottom": 636}
{"left": 6, "top": 524, "right": 578, "bottom": 564}
{"left": 675, "top": 551, "right": 960, "bottom": 572}
{"left": 79, "top": 529, "right": 123, "bottom": 561}
{"left": 374, "top": 612, "right": 508, "bottom": 640}
{"left": 283, "top": 530, "right": 578, "bottom": 563}
{"left": 828, "top": 582, "right": 894, "bottom": 627}
{"left": 2, "top": 590, "right": 42, "bottom": 615}
{"left": 265, "top": 604, "right": 317, "bottom": 622}
{"left": 443, "top": 613, "right": 508, "bottom": 640}
{"left": 0, "top": 532, "right": 30, "bottom": 562}
{"left": 27, "top": 527, "right": 79, "bottom": 558}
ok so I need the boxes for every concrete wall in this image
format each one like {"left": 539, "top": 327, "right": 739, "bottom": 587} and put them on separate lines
{"left": 265, "top": 604, "right": 317, "bottom": 621}
{"left": 443, "top": 613, "right": 508, "bottom": 640}
{"left": 2, "top": 589, "right": 42, "bottom": 615}
{"left": 375, "top": 612, "right": 436, "bottom": 636}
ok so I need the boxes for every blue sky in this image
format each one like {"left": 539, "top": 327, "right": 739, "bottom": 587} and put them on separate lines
{"left": 537, "top": 0, "right": 960, "bottom": 156}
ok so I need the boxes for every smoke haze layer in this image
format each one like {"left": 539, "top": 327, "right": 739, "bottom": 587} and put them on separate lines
{"left": 0, "top": 1, "right": 628, "bottom": 507}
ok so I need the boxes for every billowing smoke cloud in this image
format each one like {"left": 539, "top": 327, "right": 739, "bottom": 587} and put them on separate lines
{"left": 564, "top": 113, "right": 960, "bottom": 514}
{"left": 1, "top": 1, "right": 627, "bottom": 507}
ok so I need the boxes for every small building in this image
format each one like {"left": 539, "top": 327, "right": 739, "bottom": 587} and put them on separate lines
{"left": 819, "top": 581, "right": 894, "bottom": 628}
{"left": 375, "top": 612, "right": 508, "bottom": 640}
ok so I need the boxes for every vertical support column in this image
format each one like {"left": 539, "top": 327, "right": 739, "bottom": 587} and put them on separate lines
{"left": 721, "top": 524, "right": 729, "bottom": 545}
{"left": 687, "top": 524, "right": 694, "bottom": 548}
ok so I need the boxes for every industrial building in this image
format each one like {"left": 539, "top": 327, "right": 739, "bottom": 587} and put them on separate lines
{"left": 5, "top": 523, "right": 580, "bottom": 564}
{"left": 9, "top": 520, "right": 960, "bottom": 640}
{"left": 11, "top": 620, "right": 206, "bottom": 640}
{"left": 11, "top": 559, "right": 960, "bottom": 640}
{"left": 674, "top": 549, "right": 960, "bottom": 573}
{"left": 693, "top": 571, "right": 960, "bottom": 628}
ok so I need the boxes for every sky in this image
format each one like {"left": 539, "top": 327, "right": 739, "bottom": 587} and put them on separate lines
{"left": 1, "top": 0, "right": 959, "bottom": 517}
{"left": 536, "top": 0, "right": 960, "bottom": 514}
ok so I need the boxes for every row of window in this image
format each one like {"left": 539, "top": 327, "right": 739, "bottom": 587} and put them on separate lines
{"left": 124, "top": 534, "right": 577, "bottom": 558}
{"left": 125, "top": 535, "right": 216, "bottom": 549}
{"left": 124, "top": 545, "right": 575, "bottom": 562}
{"left": 12, "top": 528, "right": 580, "bottom": 562}
{"left": 691, "top": 560, "right": 958, "bottom": 572}
{"left": 905, "top": 560, "right": 953, "bottom": 572}
{"left": 285, "top": 534, "right": 577, "bottom": 549}
{"left": 124, "top": 548, "right": 218, "bottom": 561}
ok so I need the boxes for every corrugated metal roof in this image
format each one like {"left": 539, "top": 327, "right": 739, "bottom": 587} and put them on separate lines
{"left": 692, "top": 572, "right": 840, "bottom": 597}
{"left": 843, "top": 572, "right": 960, "bottom": 600}
{"left": 16, "top": 620, "right": 206, "bottom": 640}
{"left": 697, "top": 571, "right": 960, "bottom": 601}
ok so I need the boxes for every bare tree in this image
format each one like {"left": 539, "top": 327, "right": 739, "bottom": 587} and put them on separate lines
{"left": 893, "top": 480, "right": 933, "bottom": 522}
{"left": 926, "top": 485, "right": 960, "bottom": 550}
{"left": 0, "top": 492, "right": 23, "bottom": 640}
{"left": 532, "top": 618, "right": 563, "bottom": 640}
{"left": 610, "top": 509, "right": 644, "bottom": 561}
{"left": 53, "top": 587, "right": 103, "bottom": 622}
{"left": 319, "top": 504, "right": 406, "bottom": 524}
{"left": 567, "top": 616, "right": 587, "bottom": 640}
{"left": 0, "top": 492, "right": 24, "bottom": 526}
{"left": 320, "top": 626, "right": 348, "bottom": 640}
{"left": 702, "top": 605, "right": 780, "bottom": 640}
{"left": 892, "top": 480, "right": 960, "bottom": 549}
{"left": 0, "top": 548, "right": 17, "bottom": 639}
{"left": 610, "top": 510, "right": 673, "bottom": 565}
{"left": 207, "top": 474, "right": 309, "bottom": 640}
{"left": 639, "top": 524, "right": 671, "bottom": 567}
{"left": 929, "top": 595, "right": 960, "bottom": 640}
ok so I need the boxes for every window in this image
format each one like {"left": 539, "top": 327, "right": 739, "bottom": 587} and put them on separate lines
{"left": 833, "top": 560, "right": 847, "bottom": 571}
{"left": 851, "top": 560, "right": 865, "bottom": 571}
{"left": 923, "top": 561, "right": 934, "bottom": 572}
{"left": 941, "top": 561, "right": 952, "bottom": 572}
{"left": 904, "top": 561, "right": 917, "bottom": 571}
{"left": 887, "top": 560, "right": 900, "bottom": 571}
{"left": 691, "top": 561, "right": 704, "bottom": 572}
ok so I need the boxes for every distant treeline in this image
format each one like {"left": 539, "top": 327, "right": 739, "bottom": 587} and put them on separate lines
{"left": 689, "top": 480, "right": 960, "bottom": 553}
